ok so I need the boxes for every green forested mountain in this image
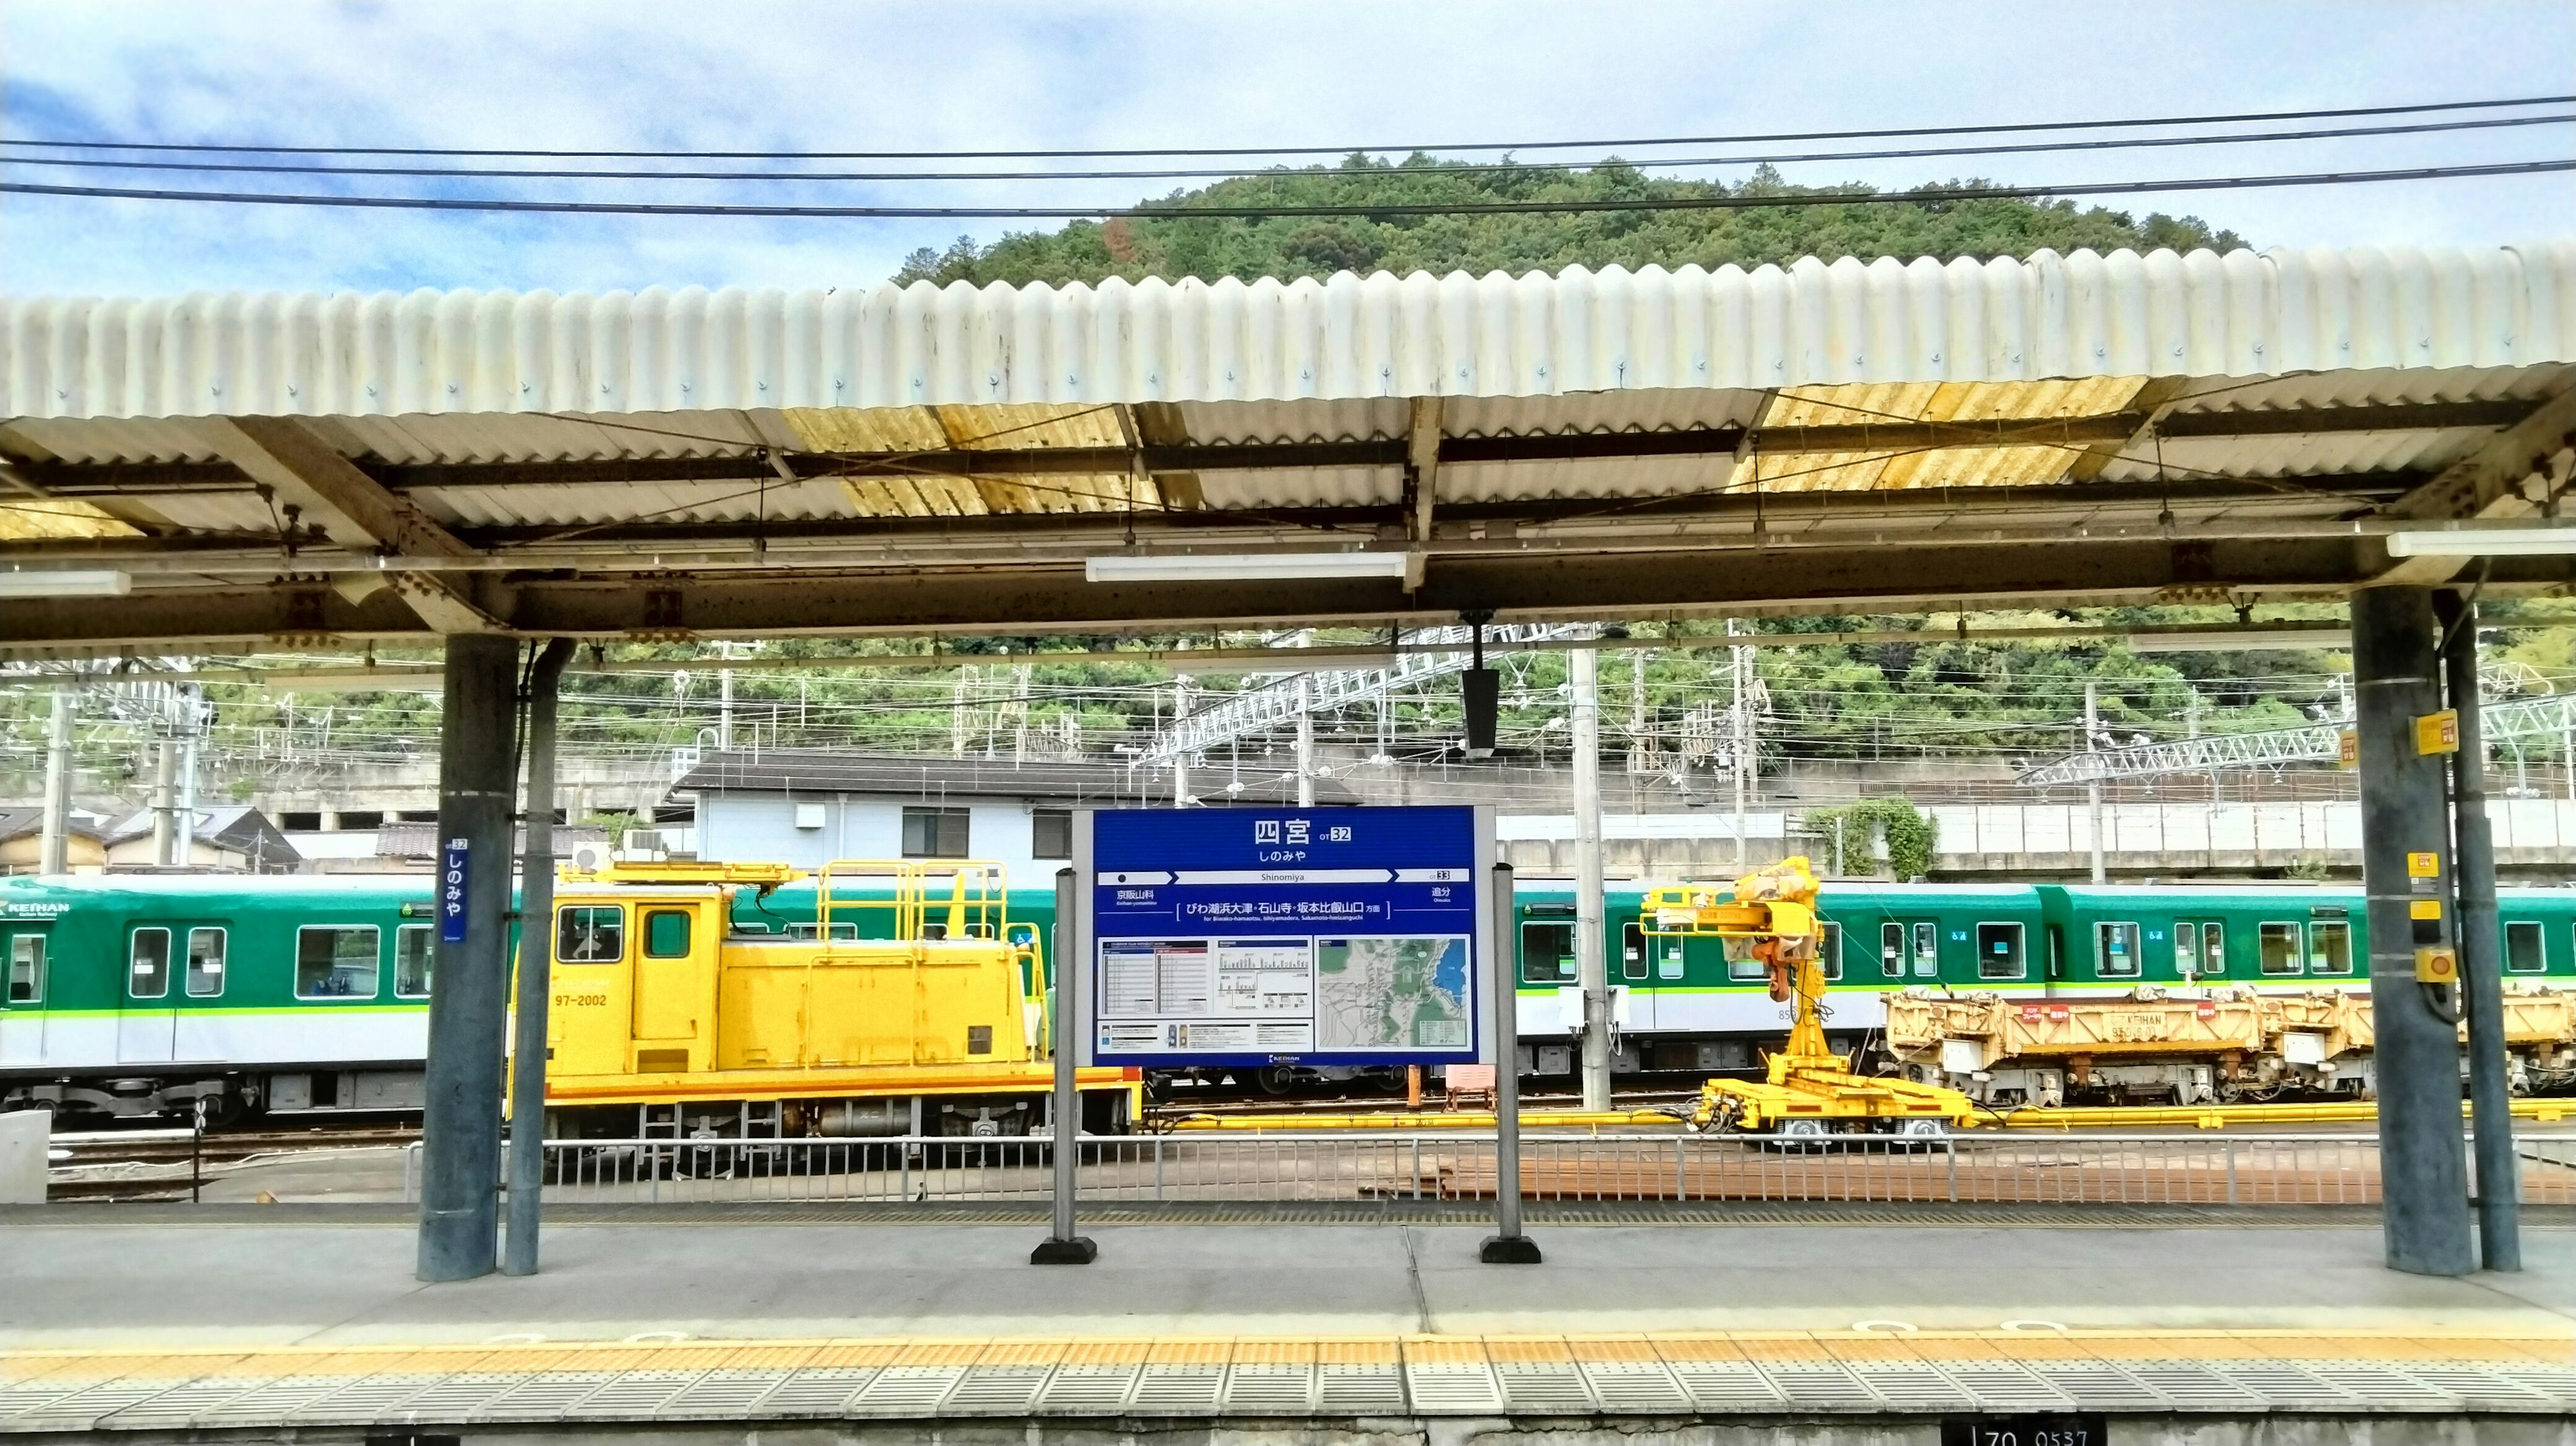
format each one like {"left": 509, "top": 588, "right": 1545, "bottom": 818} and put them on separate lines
{"left": 896, "top": 158, "right": 2250, "bottom": 288}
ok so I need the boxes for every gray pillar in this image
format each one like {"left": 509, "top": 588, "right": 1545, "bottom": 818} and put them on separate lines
{"left": 504, "top": 639, "right": 575, "bottom": 1277}
{"left": 2086, "top": 681, "right": 2106, "bottom": 884}
{"left": 151, "top": 738, "right": 176, "bottom": 866}
{"left": 1295, "top": 677, "right": 1315, "bottom": 808}
{"left": 1571, "top": 645, "right": 1610, "bottom": 1111}
{"left": 38, "top": 691, "right": 72, "bottom": 875}
{"left": 417, "top": 634, "right": 521, "bottom": 1283}
{"left": 2436, "top": 592, "right": 2520, "bottom": 1272}
{"left": 2352, "top": 587, "right": 2475, "bottom": 1276}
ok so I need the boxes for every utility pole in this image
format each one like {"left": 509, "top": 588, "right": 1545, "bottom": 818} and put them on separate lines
{"left": 717, "top": 652, "right": 734, "bottom": 751}
{"left": 1295, "top": 676, "right": 1316, "bottom": 808}
{"left": 1171, "top": 679, "right": 1190, "bottom": 808}
{"left": 178, "top": 689, "right": 200, "bottom": 866}
{"left": 39, "top": 690, "right": 72, "bottom": 875}
{"left": 2086, "top": 681, "right": 2106, "bottom": 884}
{"left": 1729, "top": 620, "right": 1751, "bottom": 867}
{"left": 1571, "top": 642, "right": 1609, "bottom": 1111}
{"left": 152, "top": 735, "right": 178, "bottom": 867}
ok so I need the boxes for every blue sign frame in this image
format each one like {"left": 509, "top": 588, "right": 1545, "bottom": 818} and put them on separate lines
{"left": 1075, "top": 805, "right": 1493, "bottom": 1068}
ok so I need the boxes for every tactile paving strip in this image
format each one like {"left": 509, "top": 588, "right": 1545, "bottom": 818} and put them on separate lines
{"left": 1, "top": 1331, "right": 2567, "bottom": 1431}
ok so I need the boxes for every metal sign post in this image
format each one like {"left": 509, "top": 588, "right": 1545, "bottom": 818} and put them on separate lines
{"left": 1032, "top": 865, "right": 1096, "bottom": 1264}
{"left": 1479, "top": 860, "right": 1539, "bottom": 1263}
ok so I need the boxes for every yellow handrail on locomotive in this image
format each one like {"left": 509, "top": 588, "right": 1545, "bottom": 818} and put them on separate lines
{"left": 813, "top": 858, "right": 1011, "bottom": 944}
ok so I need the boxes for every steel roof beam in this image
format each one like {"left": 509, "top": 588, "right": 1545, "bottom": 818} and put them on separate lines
{"left": 2373, "top": 386, "right": 2576, "bottom": 585}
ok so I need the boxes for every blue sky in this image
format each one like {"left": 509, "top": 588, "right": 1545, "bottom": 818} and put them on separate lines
{"left": 3, "top": 0, "right": 2572, "bottom": 296}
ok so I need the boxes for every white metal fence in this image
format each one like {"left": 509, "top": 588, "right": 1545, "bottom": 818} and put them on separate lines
{"left": 402, "top": 1131, "right": 2576, "bottom": 1209}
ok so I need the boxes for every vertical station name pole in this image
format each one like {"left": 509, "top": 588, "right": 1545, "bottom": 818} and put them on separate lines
{"left": 1033, "top": 865, "right": 1095, "bottom": 1264}
{"left": 1481, "top": 859, "right": 1540, "bottom": 1263}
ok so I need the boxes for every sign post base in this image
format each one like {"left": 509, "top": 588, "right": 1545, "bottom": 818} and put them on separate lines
{"left": 1030, "top": 1236, "right": 1097, "bottom": 1266}
{"left": 1479, "top": 1235, "right": 1542, "bottom": 1264}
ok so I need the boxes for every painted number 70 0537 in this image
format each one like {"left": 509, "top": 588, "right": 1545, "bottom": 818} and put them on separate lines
{"left": 553, "top": 993, "right": 607, "bottom": 1007}
{"left": 1941, "top": 1419, "right": 2104, "bottom": 1446}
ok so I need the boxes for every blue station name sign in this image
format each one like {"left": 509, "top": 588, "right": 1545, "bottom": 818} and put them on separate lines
{"left": 1084, "top": 805, "right": 1489, "bottom": 1068}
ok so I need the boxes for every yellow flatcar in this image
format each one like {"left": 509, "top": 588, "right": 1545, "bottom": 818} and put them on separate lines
{"left": 518, "top": 858, "right": 1140, "bottom": 1140}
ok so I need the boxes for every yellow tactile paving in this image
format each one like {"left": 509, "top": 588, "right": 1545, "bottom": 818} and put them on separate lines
{"left": 804, "top": 1343, "right": 905, "bottom": 1370}
{"left": 1398, "top": 1337, "right": 1490, "bottom": 1364}
{"left": 1649, "top": 1335, "right": 1753, "bottom": 1364}
{"left": 887, "top": 1341, "right": 985, "bottom": 1368}
{"left": 1146, "top": 1340, "right": 1232, "bottom": 1365}
{"left": 1316, "top": 1338, "right": 1401, "bottom": 1365}
{"left": 1230, "top": 1340, "right": 1315, "bottom": 1366}
{"left": 973, "top": 1341, "right": 1067, "bottom": 1368}
{"left": 1564, "top": 1337, "right": 1661, "bottom": 1363}
{"left": 1058, "top": 1339, "right": 1153, "bottom": 1366}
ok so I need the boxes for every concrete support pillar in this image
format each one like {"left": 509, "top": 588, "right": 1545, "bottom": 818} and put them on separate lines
{"left": 151, "top": 739, "right": 176, "bottom": 866}
{"left": 2437, "top": 591, "right": 2520, "bottom": 1272}
{"left": 506, "top": 639, "right": 575, "bottom": 1277}
{"left": 2086, "top": 681, "right": 2106, "bottom": 885}
{"left": 1295, "top": 677, "right": 1315, "bottom": 808}
{"left": 2352, "top": 587, "right": 2475, "bottom": 1277}
{"left": 38, "top": 691, "right": 72, "bottom": 875}
{"left": 1571, "top": 645, "right": 1609, "bottom": 1111}
{"left": 1171, "top": 680, "right": 1189, "bottom": 809}
{"left": 417, "top": 634, "right": 521, "bottom": 1283}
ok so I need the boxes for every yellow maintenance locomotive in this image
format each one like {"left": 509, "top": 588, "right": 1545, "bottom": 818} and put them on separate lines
{"left": 520, "top": 858, "right": 1140, "bottom": 1141}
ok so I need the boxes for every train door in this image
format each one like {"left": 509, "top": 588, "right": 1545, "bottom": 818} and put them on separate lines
{"left": 2174, "top": 920, "right": 2227, "bottom": 982}
{"left": 0, "top": 927, "right": 48, "bottom": 1066}
{"left": 629, "top": 903, "right": 704, "bottom": 1070}
{"left": 118, "top": 925, "right": 178, "bottom": 1064}
{"left": 1876, "top": 920, "right": 1940, "bottom": 981}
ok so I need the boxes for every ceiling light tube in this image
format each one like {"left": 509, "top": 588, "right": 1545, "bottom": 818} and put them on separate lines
{"left": 2126, "top": 628, "right": 2341, "bottom": 653}
{"left": 1085, "top": 551, "right": 1412, "bottom": 583}
{"left": 0, "top": 569, "right": 131, "bottom": 599}
{"left": 2385, "top": 529, "right": 2576, "bottom": 558}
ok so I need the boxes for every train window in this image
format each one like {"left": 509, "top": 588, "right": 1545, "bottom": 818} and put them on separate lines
{"left": 644, "top": 909, "right": 692, "bottom": 958}
{"left": 2309, "top": 921, "right": 2354, "bottom": 975}
{"left": 2174, "top": 922, "right": 2198, "bottom": 977}
{"left": 1619, "top": 922, "right": 1648, "bottom": 982}
{"left": 1975, "top": 923, "right": 2025, "bottom": 981}
{"left": 8, "top": 935, "right": 44, "bottom": 1003}
{"left": 2259, "top": 923, "right": 2303, "bottom": 975}
{"left": 129, "top": 928, "right": 170, "bottom": 1000}
{"left": 395, "top": 926, "right": 433, "bottom": 998}
{"left": 2198, "top": 922, "right": 2226, "bottom": 976}
{"left": 557, "top": 906, "right": 625, "bottom": 962}
{"left": 185, "top": 928, "right": 226, "bottom": 998}
{"left": 1521, "top": 922, "right": 1576, "bottom": 983}
{"left": 786, "top": 921, "right": 858, "bottom": 941}
{"left": 1820, "top": 923, "right": 1843, "bottom": 981}
{"left": 297, "top": 926, "right": 382, "bottom": 999}
{"left": 1728, "top": 943, "right": 1768, "bottom": 982}
{"left": 2507, "top": 920, "right": 2546, "bottom": 973}
{"left": 1911, "top": 922, "right": 1937, "bottom": 977}
{"left": 2096, "top": 922, "right": 2141, "bottom": 978}
{"left": 1880, "top": 923, "right": 1904, "bottom": 979}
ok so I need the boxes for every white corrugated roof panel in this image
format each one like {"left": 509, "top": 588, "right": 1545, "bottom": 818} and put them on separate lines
{"left": 11, "top": 245, "right": 2570, "bottom": 425}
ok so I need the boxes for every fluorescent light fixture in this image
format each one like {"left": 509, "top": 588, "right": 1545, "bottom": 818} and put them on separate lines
{"left": 1085, "top": 551, "right": 1411, "bottom": 583}
{"left": 2385, "top": 529, "right": 2576, "bottom": 558}
{"left": 0, "top": 569, "right": 130, "bottom": 599}
{"left": 2127, "top": 628, "right": 2342, "bottom": 654}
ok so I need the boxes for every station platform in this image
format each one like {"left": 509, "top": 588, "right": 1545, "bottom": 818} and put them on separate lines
{"left": 1, "top": 1203, "right": 2569, "bottom": 1440}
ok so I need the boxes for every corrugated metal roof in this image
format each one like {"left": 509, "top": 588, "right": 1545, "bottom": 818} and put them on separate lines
{"left": 11, "top": 245, "right": 2570, "bottom": 423}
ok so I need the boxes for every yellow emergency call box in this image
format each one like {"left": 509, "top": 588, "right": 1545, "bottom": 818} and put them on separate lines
{"left": 2414, "top": 947, "right": 2459, "bottom": 984}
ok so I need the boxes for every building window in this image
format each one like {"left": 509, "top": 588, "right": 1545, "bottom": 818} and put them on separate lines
{"left": 1521, "top": 921, "right": 1576, "bottom": 983}
{"left": 644, "top": 909, "right": 692, "bottom": 958}
{"left": 395, "top": 925, "right": 433, "bottom": 998}
{"left": 297, "top": 926, "right": 381, "bottom": 999}
{"left": 1976, "top": 923, "right": 2025, "bottom": 981}
{"left": 2309, "top": 919, "right": 2354, "bottom": 975}
{"left": 186, "top": 927, "right": 226, "bottom": 998}
{"left": 902, "top": 806, "right": 971, "bottom": 858}
{"left": 129, "top": 928, "right": 170, "bottom": 1000}
{"left": 1031, "top": 809, "right": 1072, "bottom": 860}
{"left": 2096, "top": 922, "right": 2141, "bottom": 979}
{"left": 8, "top": 936, "right": 46, "bottom": 1003}
{"left": 2259, "top": 923, "right": 2303, "bottom": 975}
{"left": 557, "top": 906, "right": 625, "bottom": 963}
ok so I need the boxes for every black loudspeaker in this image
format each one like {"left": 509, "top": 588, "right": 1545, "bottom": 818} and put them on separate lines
{"left": 1462, "top": 667, "right": 1499, "bottom": 757}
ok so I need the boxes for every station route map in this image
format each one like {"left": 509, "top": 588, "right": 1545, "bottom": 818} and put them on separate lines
{"left": 1313, "top": 936, "right": 1471, "bottom": 1050}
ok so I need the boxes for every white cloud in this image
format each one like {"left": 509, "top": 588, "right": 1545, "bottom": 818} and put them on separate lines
{"left": 4, "top": 0, "right": 2571, "bottom": 296}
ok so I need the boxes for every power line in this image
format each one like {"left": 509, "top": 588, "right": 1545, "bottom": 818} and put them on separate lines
{"left": 6, "top": 93, "right": 2567, "bottom": 162}
{"left": 9, "top": 160, "right": 2568, "bottom": 219}
{"left": 6, "top": 113, "right": 2565, "bottom": 185}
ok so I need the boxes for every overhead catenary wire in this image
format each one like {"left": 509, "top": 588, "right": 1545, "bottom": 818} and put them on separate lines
{"left": 7, "top": 93, "right": 2567, "bottom": 161}
{"left": 8, "top": 160, "right": 2569, "bottom": 217}
{"left": 5, "top": 112, "right": 2565, "bottom": 184}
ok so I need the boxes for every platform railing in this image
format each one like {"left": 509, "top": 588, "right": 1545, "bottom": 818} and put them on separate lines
{"left": 401, "top": 1130, "right": 2576, "bottom": 1209}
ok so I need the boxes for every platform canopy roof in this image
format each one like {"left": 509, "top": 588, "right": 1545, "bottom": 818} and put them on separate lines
{"left": 5, "top": 242, "right": 2575, "bottom": 659}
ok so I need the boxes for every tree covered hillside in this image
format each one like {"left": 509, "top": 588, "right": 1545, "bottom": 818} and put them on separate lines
{"left": 897, "top": 158, "right": 2251, "bottom": 288}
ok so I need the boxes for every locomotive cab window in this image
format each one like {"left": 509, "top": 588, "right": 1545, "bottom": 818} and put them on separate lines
{"left": 2308, "top": 918, "right": 2354, "bottom": 975}
{"left": 558, "top": 905, "right": 625, "bottom": 962}
{"left": 2259, "top": 922, "right": 2303, "bottom": 975}
{"left": 185, "top": 928, "right": 226, "bottom": 998}
{"left": 643, "top": 909, "right": 692, "bottom": 958}
{"left": 2096, "top": 922, "right": 2141, "bottom": 979}
{"left": 395, "top": 925, "right": 433, "bottom": 999}
{"left": 297, "top": 926, "right": 381, "bottom": 999}
{"left": 129, "top": 928, "right": 170, "bottom": 1000}
{"left": 1619, "top": 922, "right": 1649, "bottom": 982}
{"left": 8, "top": 934, "right": 46, "bottom": 1003}
{"left": 1976, "top": 923, "right": 2025, "bottom": 981}
{"left": 2506, "top": 920, "right": 2546, "bottom": 973}
{"left": 1521, "top": 922, "right": 1576, "bottom": 983}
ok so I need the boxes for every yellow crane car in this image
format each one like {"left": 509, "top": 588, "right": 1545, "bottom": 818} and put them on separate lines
{"left": 517, "top": 858, "right": 1141, "bottom": 1142}
{"left": 1649, "top": 858, "right": 1977, "bottom": 1138}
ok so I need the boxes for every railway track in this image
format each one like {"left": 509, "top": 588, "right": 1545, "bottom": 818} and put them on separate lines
{"left": 49, "top": 1126, "right": 419, "bottom": 1168}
